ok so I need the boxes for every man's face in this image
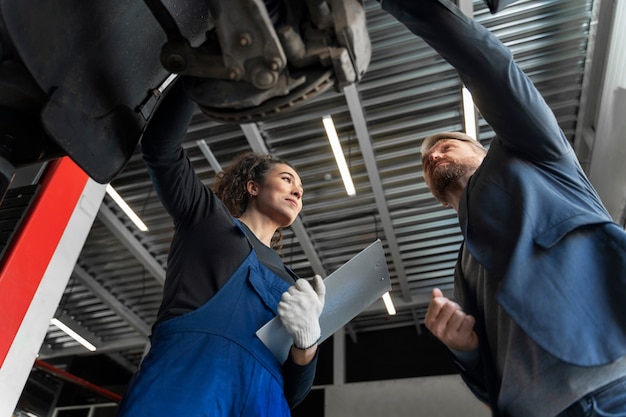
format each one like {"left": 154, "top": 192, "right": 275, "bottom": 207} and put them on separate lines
{"left": 422, "top": 139, "right": 484, "bottom": 203}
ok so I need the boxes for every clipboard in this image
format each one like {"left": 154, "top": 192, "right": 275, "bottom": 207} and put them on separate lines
{"left": 256, "top": 239, "right": 391, "bottom": 362}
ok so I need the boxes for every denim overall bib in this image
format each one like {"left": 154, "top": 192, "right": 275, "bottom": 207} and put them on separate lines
{"left": 116, "top": 222, "right": 292, "bottom": 416}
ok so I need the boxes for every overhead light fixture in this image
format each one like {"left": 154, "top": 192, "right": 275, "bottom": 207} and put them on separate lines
{"left": 51, "top": 318, "right": 97, "bottom": 352}
{"left": 462, "top": 87, "right": 477, "bottom": 139}
{"left": 106, "top": 184, "right": 148, "bottom": 232}
{"left": 382, "top": 292, "right": 396, "bottom": 315}
{"left": 322, "top": 115, "right": 356, "bottom": 196}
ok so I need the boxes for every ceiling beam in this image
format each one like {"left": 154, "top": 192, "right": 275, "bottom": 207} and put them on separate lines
{"left": 196, "top": 139, "right": 223, "bottom": 173}
{"left": 458, "top": 0, "right": 473, "bottom": 17}
{"left": 73, "top": 264, "right": 152, "bottom": 337}
{"left": 107, "top": 352, "right": 140, "bottom": 373}
{"left": 42, "top": 277, "right": 149, "bottom": 373}
{"left": 343, "top": 83, "right": 412, "bottom": 302}
{"left": 573, "top": 0, "right": 613, "bottom": 165}
{"left": 346, "top": 323, "right": 358, "bottom": 344}
{"left": 411, "top": 309, "right": 423, "bottom": 336}
{"left": 97, "top": 203, "right": 166, "bottom": 285}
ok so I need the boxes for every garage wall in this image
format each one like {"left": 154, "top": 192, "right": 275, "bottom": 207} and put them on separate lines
{"left": 324, "top": 375, "right": 490, "bottom": 417}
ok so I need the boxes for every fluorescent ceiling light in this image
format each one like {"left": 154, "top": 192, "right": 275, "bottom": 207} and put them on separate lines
{"left": 51, "top": 318, "right": 97, "bottom": 352}
{"left": 322, "top": 115, "right": 356, "bottom": 196}
{"left": 462, "top": 87, "right": 477, "bottom": 139}
{"left": 106, "top": 184, "right": 148, "bottom": 232}
{"left": 382, "top": 292, "right": 396, "bottom": 315}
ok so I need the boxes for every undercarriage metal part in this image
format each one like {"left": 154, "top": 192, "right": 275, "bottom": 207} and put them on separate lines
{"left": 0, "top": 0, "right": 371, "bottom": 184}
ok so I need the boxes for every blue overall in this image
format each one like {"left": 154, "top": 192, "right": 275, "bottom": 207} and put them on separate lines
{"left": 116, "top": 228, "right": 292, "bottom": 416}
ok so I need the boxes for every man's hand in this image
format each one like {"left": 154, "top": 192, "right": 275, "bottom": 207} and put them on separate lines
{"left": 424, "top": 288, "right": 478, "bottom": 351}
{"left": 278, "top": 275, "right": 326, "bottom": 350}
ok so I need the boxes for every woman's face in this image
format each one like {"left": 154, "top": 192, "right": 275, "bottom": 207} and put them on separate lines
{"left": 250, "top": 163, "right": 303, "bottom": 227}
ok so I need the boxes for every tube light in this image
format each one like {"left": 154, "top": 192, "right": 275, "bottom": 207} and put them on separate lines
{"left": 382, "top": 292, "right": 396, "bottom": 316}
{"left": 106, "top": 184, "right": 148, "bottom": 232}
{"left": 51, "top": 318, "right": 97, "bottom": 352}
{"left": 462, "top": 87, "right": 477, "bottom": 139}
{"left": 322, "top": 115, "right": 356, "bottom": 196}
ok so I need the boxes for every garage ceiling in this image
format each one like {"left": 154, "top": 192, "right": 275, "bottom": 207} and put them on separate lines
{"left": 20, "top": 0, "right": 614, "bottom": 379}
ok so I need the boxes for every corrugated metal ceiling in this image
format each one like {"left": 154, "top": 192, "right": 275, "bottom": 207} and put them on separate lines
{"left": 37, "top": 0, "right": 599, "bottom": 374}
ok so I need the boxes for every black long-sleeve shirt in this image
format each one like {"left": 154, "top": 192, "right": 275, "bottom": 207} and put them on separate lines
{"left": 140, "top": 78, "right": 317, "bottom": 408}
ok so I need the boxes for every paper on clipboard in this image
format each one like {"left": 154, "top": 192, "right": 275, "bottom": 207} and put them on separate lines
{"left": 256, "top": 239, "right": 391, "bottom": 363}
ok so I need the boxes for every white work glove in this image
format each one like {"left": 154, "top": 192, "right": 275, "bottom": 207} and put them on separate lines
{"left": 277, "top": 275, "right": 326, "bottom": 350}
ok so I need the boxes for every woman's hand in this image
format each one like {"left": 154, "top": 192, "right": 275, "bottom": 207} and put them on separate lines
{"left": 278, "top": 275, "right": 326, "bottom": 355}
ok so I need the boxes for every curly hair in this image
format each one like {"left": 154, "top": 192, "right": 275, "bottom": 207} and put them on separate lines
{"left": 212, "top": 151, "right": 297, "bottom": 250}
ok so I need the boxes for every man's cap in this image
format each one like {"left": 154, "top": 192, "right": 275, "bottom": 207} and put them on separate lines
{"left": 420, "top": 131, "right": 484, "bottom": 156}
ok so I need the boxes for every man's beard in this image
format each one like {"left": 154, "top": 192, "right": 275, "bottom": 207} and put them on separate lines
{"left": 429, "top": 162, "right": 475, "bottom": 203}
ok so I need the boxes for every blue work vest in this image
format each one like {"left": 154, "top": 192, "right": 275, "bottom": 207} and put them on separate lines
{"left": 116, "top": 239, "right": 292, "bottom": 416}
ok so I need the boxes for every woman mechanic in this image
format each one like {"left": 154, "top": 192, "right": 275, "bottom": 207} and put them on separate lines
{"left": 115, "top": 78, "right": 325, "bottom": 416}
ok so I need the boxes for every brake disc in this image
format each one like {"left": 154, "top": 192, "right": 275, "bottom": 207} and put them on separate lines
{"left": 195, "top": 68, "right": 334, "bottom": 124}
